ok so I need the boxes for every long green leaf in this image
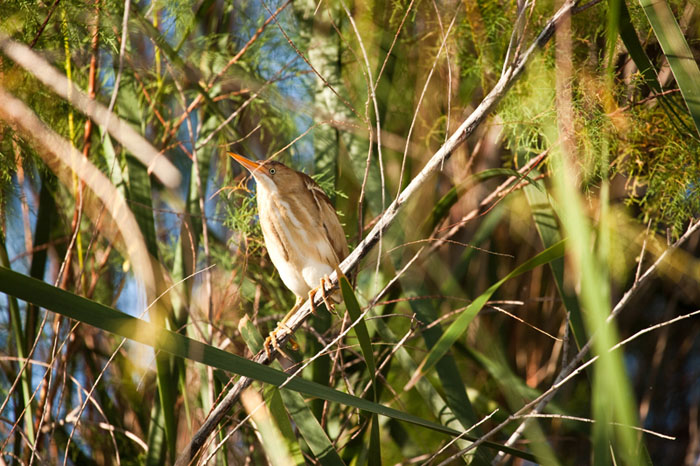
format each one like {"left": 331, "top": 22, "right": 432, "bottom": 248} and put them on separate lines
{"left": 124, "top": 154, "right": 178, "bottom": 461}
{"left": 467, "top": 348, "right": 566, "bottom": 417}
{"left": 267, "top": 390, "right": 306, "bottom": 466}
{"left": 549, "top": 137, "right": 642, "bottom": 462}
{"left": 341, "top": 277, "right": 377, "bottom": 381}
{"left": 405, "top": 283, "right": 489, "bottom": 464}
{"left": 340, "top": 276, "right": 381, "bottom": 465}
{"left": 240, "top": 387, "right": 295, "bottom": 466}
{"left": 520, "top": 159, "right": 586, "bottom": 349}
{"left": 405, "top": 240, "right": 566, "bottom": 390}
{"left": 0, "top": 266, "right": 532, "bottom": 460}
{"left": 615, "top": 0, "right": 697, "bottom": 134}
{"left": 617, "top": 0, "right": 661, "bottom": 92}
{"left": 372, "top": 316, "right": 498, "bottom": 463}
{"left": 0, "top": 238, "right": 35, "bottom": 446}
{"left": 24, "top": 176, "right": 54, "bottom": 354}
{"left": 145, "top": 401, "right": 167, "bottom": 466}
{"left": 639, "top": 0, "right": 700, "bottom": 135}
{"left": 239, "top": 317, "right": 345, "bottom": 466}
{"left": 467, "top": 347, "right": 560, "bottom": 464}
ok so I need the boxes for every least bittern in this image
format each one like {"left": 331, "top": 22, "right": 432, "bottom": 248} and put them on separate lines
{"left": 229, "top": 152, "right": 349, "bottom": 357}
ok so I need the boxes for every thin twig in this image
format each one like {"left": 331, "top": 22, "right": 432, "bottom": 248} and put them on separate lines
{"left": 610, "top": 218, "right": 700, "bottom": 323}
{"left": 502, "top": 0, "right": 531, "bottom": 76}
{"left": 396, "top": 11, "right": 457, "bottom": 195}
{"left": 423, "top": 409, "right": 500, "bottom": 465}
{"left": 29, "top": 0, "right": 62, "bottom": 48}
{"left": 516, "top": 413, "right": 675, "bottom": 440}
{"left": 103, "top": 0, "right": 131, "bottom": 140}
{"left": 635, "top": 220, "right": 652, "bottom": 282}
{"left": 488, "top": 304, "right": 562, "bottom": 341}
{"left": 375, "top": 0, "right": 416, "bottom": 89}
{"left": 260, "top": 0, "right": 361, "bottom": 120}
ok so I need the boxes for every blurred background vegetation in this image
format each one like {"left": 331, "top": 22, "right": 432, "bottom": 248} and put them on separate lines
{"left": 1, "top": 0, "right": 699, "bottom": 464}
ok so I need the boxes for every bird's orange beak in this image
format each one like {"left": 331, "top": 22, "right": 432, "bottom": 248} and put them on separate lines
{"left": 228, "top": 152, "right": 262, "bottom": 173}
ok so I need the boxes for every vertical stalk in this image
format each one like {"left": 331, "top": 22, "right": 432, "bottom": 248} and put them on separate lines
{"left": 0, "top": 237, "right": 36, "bottom": 449}
{"left": 60, "top": 6, "right": 86, "bottom": 292}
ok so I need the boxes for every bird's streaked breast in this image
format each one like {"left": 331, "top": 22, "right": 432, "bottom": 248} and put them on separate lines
{"left": 257, "top": 187, "right": 341, "bottom": 297}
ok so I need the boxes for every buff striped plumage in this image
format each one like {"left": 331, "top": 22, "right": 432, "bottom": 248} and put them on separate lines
{"left": 229, "top": 153, "right": 348, "bottom": 302}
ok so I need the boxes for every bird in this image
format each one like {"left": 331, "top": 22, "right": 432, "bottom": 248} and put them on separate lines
{"left": 229, "top": 152, "right": 349, "bottom": 357}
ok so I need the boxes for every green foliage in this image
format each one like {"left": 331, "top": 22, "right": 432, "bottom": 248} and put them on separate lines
{"left": 0, "top": 150, "right": 16, "bottom": 215}
{"left": 499, "top": 56, "right": 558, "bottom": 155}
{"left": 224, "top": 187, "right": 263, "bottom": 246}
{"left": 616, "top": 102, "right": 700, "bottom": 237}
{"left": 499, "top": 52, "right": 698, "bottom": 239}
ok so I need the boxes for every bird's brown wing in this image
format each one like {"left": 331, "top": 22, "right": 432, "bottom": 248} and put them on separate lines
{"left": 303, "top": 175, "right": 349, "bottom": 264}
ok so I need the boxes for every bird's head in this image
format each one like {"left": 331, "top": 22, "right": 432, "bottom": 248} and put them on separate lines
{"left": 228, "top": 152, "right": 302, "bottom": 195}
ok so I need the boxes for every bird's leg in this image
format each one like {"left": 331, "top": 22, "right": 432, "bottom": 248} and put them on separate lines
{"left": 280, "top": 296, "right": 304, "bottom": 325}
{"left": 265, "top": 284, "right": 325, "bottom": 357}
{"left": 305, "top": 276, "right": 335, "bottom": 315}
{"left": 264, "top": 327, "right": 292, "bottom": 360}
{"left": 307, "top": 288, "right": 318, "bottom": 315}
{"left": 263, "top": 297, "right": 303, "bottom": 359}
{"left": 318, "top": 275, "right": 335, "bottom": 312}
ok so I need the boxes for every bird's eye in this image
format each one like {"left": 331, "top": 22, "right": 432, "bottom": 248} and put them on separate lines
{"left": 269, "top": 168, "right": 276, "bottom": 175}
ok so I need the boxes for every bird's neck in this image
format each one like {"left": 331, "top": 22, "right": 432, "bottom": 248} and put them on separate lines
{"left": 257, "top": 186, "right": 307, "bottom": 231}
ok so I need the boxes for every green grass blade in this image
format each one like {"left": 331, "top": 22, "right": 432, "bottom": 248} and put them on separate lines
{"left": 239, "top": 317, "right": 345, "bottom": 466}
{"left": 639, "top": 0, "right": 700, "bottom": 135}
{"left": 406, "top": 240, "right": 566, "bottom": 389}
{"left": 99, "top": 128, "right": 126, "bottom": 194}
{"left": 520, "top": 161, "right": 586, "bottom": 348}
{"left": 405, "top": 285, "right": 490, "bottom": 465}
{"left": 124, "top": 155, "right": 159, "bottom": 258}
{"left": 453, "top": 202, "right": 506, "bottom": 284}
{"left": 24, "top": 177, "right": 54, "bottom": 356}
{"left": 340, "top": 277, "right": 377, "bottom": 381}
{"left": 467, "top": 347, "right": 560, "bottom": 464}
{"left": 340, "top": 276, "right": 381, "bottom": 465}
{"left": 1, "top": 267, "right": 516, "bottom": 449}
{"left": 240, "top": 388, "right": 296, "bottom": 466}
{"left": 124, "top": 155, "right": 178, "bottom": 460}
{"left": 372, "top": 317, "right": 498, "bottom": 463}
{"left": 0, "top": 237, "right": 35, "bottom": 446}
{"left": 145, "top": 401, "right": 167, "bottom": 466}
{"left": 267, "top": 390, "right": 306, "bottom": 466}
{"left": 308, "top": 311, "right": 332, "bottom": 420}
{"left": 467, "top": 347, "right": 565, "bottom": 417}
{"left": 618, "top": 0, "right": 661, "bottom": 92}
{"left": 549, "top": 143, "right": 642, "bottom": 462}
